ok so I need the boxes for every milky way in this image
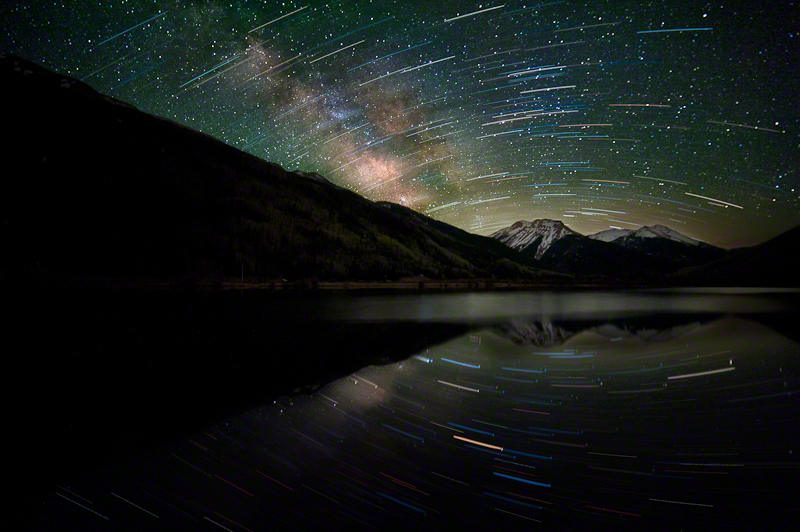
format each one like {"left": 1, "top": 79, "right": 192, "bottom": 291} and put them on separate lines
{"left": 3, "top": 1, "right": 797, "bottom": 248}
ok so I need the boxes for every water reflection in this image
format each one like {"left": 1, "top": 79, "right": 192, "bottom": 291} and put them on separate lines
{"left": 42, "top": 310, "right": 799, "bottom": 530}
{"left": 489, "top": 314, "right": 719, "bottom": 346}
{"left": 291, "top": 289, "right": 796, "bottom": 322}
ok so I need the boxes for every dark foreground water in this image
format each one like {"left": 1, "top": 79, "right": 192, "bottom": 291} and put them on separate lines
{"left": 20, "top": 289, "right": 800, "bottom": 530}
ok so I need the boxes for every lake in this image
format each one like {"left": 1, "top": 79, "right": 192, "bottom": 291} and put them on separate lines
{"left": 21, "top": 288, "right": 800, "bottom": 530}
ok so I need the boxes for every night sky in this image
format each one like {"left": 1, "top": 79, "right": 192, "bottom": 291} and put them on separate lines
{"left": 3, "top": 1, "right": 797, "bottom": 248}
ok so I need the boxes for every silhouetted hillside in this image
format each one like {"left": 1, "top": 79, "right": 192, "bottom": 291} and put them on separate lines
{"left": 614, "top": 233, "right": 728, "bottom": 269}
{"left": 537, "top": 234, "right": 672, "bottom": 280}
{"left": 0, "top": 53, "right": 559, "bottom": 285}
{"left": 673, "top": 225, "right": 800, "bottom": 287}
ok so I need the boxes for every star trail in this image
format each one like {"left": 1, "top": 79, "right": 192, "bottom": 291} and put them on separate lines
{"left": 2, "top": 1, "right": 796, "bottom": 247}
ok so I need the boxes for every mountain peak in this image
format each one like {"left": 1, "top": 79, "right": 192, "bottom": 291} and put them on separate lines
{"left": 587, "top": 228, "right": 634, "bottom": 242}
{"left": 630, "top": 224, "right": 701, "bottom": 246}
{"left": 490, "top": 219, "right": 580, "bottom": 259}
{"left": 588, "top": 224, "right": 703, "bottom": 246}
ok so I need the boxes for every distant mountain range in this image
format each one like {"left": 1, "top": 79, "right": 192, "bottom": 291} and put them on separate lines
{"left": 2, "top": 52, "right": 797, "bottom": 287}
{"left": 489, "top": 219, "right": 715, "bottom": 260}
{"left": 588, "top": 224, "right": 703, "bottom": 246}
{"left": 487, "top": 218, "right": 742, "bottom": 281}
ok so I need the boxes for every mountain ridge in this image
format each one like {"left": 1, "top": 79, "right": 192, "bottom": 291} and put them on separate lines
{"left": 673, "top": 224, "right": 800, "bottom": 287}
{"left": 490, "top": 219, "right": 580, "bottom": 259}
{"left": 586, "top": 224, "right": 707, "bottom": 246}
{"left": 489, "top": 218, "right": 729, "bottom": 281}
{"left": 625, "top": 224, "right": 703, "bottom": 246}
{"left": 1, "top": 52, "right": 564, "bottom": 285}
{"left": 587, "top": 228, "right": 634, "bottom": 242}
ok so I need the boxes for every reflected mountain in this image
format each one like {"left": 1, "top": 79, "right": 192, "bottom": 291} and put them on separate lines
{"left": 490, "top": 314, "right": 719, "bottom": 346}
{"left": 588, "top": 321, "right": 703, "bottom": 342}
{"left": 491, "top": 317, "right": 576, "bottom": 346}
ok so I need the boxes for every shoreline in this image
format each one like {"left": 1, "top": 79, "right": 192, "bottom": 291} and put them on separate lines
{"left": 2, "top": 277, "right": 670, "bottom": 292}
{"left": 5, "top": 276, "right": 798, "bottom": 292}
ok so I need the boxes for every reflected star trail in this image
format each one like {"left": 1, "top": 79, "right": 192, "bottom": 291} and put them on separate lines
{"left": 36, "top": 312, "right": 800, "bottom": 530}
{"left": 2, "top": 1, "right": 796, "bottom": 247}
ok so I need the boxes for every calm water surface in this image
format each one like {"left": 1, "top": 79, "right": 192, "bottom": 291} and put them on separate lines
{"left": 41, "top": 289, "right": 800, "bottom": 531}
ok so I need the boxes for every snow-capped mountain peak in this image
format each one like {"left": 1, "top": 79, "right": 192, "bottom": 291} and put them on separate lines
{"left": 587, "top": 228, "right": 633, "bottom": 242}
{"left": 588, "top": 224, "right": 702, "bottom": 246}
{"left": 490, "top": 219, "right": 580, "bottom": 259}
{"left": 630, "top": 224, "right": 701, "bottom": 246}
